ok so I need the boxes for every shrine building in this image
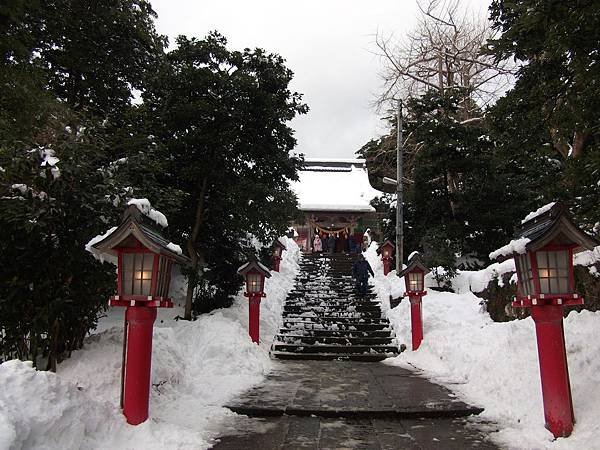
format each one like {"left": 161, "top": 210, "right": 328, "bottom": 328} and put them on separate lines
{"left": 290, "top": 158, "right": 383, "bottom": 252}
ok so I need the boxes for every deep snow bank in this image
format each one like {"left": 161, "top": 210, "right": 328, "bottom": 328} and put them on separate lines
{"left": 0, "top": 237, "right": 300, "bottom": 450}
{"left": 367, "top": 244, "right": 600, "bottom": 449}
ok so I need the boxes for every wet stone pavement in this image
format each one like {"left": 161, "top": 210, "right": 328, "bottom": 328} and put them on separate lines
{"left": 211, "top": 360, "right": 499, "bottom": 449}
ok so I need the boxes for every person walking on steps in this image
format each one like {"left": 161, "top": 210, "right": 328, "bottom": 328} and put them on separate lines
{"left": 352, "top": 254, "right": 374, "bottom": 295}
{"left": 313, "top": 234, "right": 322, "bottom": 253}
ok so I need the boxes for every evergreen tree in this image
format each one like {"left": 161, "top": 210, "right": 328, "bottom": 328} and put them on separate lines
{"left": 486, "top": 0, "right": 600, "bottom": 231}
{"left": 0, "top": 0, "right": 165, "bottom": 367}
{"left": 142, "top": 33, "right": 307, "bottom": 319}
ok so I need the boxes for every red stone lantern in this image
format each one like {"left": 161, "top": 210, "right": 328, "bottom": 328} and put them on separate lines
{"left": 238, "top": 259, "right": 271, "bottom": 343}
{"left": 398, "top": 252, "right": 429, "bottom": 351}
{"left": 378, "top": 240, "right": 395, "bottom": 276}
{"left": 491, "top": 202, "right": 597, "bottom": 438}
{"left": 92, "top": 205, "right": 190, "bottom": 426}
{"left": 272, "top": 238, "right": 286, "bottom": 272}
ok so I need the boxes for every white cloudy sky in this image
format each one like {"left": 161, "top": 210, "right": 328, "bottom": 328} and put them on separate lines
{"left": 149, "top": 0, "right": 492, "bottom": 159}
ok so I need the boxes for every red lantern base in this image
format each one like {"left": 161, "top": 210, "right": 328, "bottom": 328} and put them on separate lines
{"left": 122, "top": 306, "right": 156, "bottom": 425}
{"left": 248, "top": 294, "right": 262, "bottom": 343}
{"left": 408, "top": 295, "right": 423, "bottom": 351}
{"left": 382, "top": 258, "right": 391, "bottom": 276}
{"left": 272, "top": 257, "right": 281, "bottom": 272}
{"left": 531, "top": 305, "right": 575, "bottom": 438}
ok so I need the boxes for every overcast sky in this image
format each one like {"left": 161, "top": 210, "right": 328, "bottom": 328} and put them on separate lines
{"left": 149, "top": 0, "right": 492, "bottom": 159}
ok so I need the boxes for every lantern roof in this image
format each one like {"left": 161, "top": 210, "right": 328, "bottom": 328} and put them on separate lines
{"left": 377, "top": 239, "right": 395, "bottom": 255}
{"left": 237, "top": 259, "right": 272, "bottom": 278}
{"left": 274, "top": 237, "right": 286, "bottom": 250}
{"left": 398, "top": 251, "right": 429, "bottom": 277}
{"left": 490, "top": 202, "right": 598, "bottom": 261}
{"left": 378, "top": 239, "right": 395, "bottom": 250}
{"left": 92, "top": 205, "right": 190, "bottom": 265}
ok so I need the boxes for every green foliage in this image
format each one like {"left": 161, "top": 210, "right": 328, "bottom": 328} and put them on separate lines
{"left": 0, "top": 121, "right": 120, "bottom": 367}
{"left": 487, "top": 0, "right": 600, "bottom": 146}
{"left": 0, "top": 0, "right": 165, "bottom": 367}
{"left": 141, "top": 32, "right": 307, "bottom": 315}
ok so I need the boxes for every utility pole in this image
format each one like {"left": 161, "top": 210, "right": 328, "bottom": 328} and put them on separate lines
{"left": 396, "top": 99, "right": 403, "bottom": 273}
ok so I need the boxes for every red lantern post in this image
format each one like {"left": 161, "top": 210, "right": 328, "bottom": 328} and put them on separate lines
{"left": 398, "top": 252, "right": 429, "bottom": 351}
{"left": 272, "top": 239, "right": 286, "bottom": 272}
{"left": 238, "top": 260, "right": 271, "bottom": 343}
{"left": 92, "top": 205, "right": 190, "bottom": 425}
{"left": 491, "top": 202, "right": 597, "bottom": 438}
{"left": 378, "top": 240, "right": 395, "bottom": 276}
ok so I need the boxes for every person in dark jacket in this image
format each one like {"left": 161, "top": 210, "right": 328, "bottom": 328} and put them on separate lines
{"left": 352, "top": 254, "right": 375, "bottom": 294}
{"left": 328, "top": 234, "right": 336, "bottom": 254}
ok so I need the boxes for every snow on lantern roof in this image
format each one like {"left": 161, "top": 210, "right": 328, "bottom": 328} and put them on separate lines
{"left": 291, "top": 159, "right": 380, "bottom": 212}
{"left": 275, "top": 237, "right": 287, "bottom": 250}
{"left": 92, "top": 204, "right": 190, "bottom": 265}
{"left": 398, "top": 251, "right": 429, "bottom": 277}
{"left": 237, "top": 259, "right": 272, "bottom": 277}
{"left": 490, "top": 202, "right": 598, "bottom": 261}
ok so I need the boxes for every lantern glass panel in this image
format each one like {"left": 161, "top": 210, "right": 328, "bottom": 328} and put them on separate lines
{"left": 122, "top": 252, "right": 154, "bottom": 296}
{"left": 273, "top": 246, "right": 281, "bottom": 257}
{"left": 247, "top": 272, "right": 262, "bottom": 294}
{"left": 516, "top": 254, "right": 535, "bottom": 296}
{"left": 536, "top": 250, "right": 569, "bottom": 294}
{"left": 408, "top": 271, "right": 423, "bottom": 291}
{"left": 156, "top": 256, "right": 172, "bottom": 298}
{"left": 383, "top": 248, "right": 390, "bottom": 258}
{"left": 122, "top": 253, "right": 134, "bottom": 295}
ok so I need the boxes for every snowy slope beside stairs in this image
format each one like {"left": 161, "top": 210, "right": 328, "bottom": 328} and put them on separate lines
{"left": 271, "top": 253, "right": 399, "bottom": 361}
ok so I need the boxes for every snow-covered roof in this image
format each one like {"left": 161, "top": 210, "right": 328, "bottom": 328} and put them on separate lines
{"left": 521, "top": 202, "right": 556, "bottom": 224}
{"left": 291, "top": 159, "right": 380, "bottom": 213}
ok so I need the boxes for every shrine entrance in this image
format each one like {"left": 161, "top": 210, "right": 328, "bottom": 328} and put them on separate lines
{"left": 296, "top": 213, "right": 365, "bottom": 253}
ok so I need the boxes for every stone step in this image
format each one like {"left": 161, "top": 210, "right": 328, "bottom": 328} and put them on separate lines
{"left": 284, "top": 299, "right": 380, "bottom": 306}
{"left": 275, "top": 335, "right": 396, "bottom": 346}
{"left": 273, "top": 342, "right": 398, "bottom": 354}
{"left": 277, "top": 329, "right": 394, "bottom": 338}
{"left": 287, "top": 292, "right": 377, "bottom": 299}
{"left": 272, "top": 343, "right": 399, "bottom": 354}
{"left": 270, "top": 351, "right": 391, "bottom": 362}
{"left": 283, "top": 316, "right": 389, "bottom": 325}
{"left": 283, "top": 305, "right": 381, "bottom": 318}
{"left": 281, "top": 322, "right": 392, "bottom": 332}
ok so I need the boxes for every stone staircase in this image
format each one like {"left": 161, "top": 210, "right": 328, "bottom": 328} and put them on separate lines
{"left": 271, "top": 253, "right": 399, "bottom": 361}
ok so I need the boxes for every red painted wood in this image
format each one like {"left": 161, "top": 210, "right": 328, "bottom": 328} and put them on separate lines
{"left": 248, "top": 295, "right": 262, "bottom": 344}
{"left": 122, "top": 307, "right": 157, "bottom": 425}
{"left": 117, "top": 251, "right": 123, "bottom": 296}
{"left": 531, "top": 305, "right": 575, "bottom": 438}
{"left": 409, "top": 296, "right": 423, "bottom": 351}
{"left": 150, "top": 254, "right": 159, "bottom": 296}
{"left": 530, "top": 251, "right": 541, "bottom": 295}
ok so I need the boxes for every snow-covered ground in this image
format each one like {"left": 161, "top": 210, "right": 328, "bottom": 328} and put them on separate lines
{"left": 365, "top": 244, "right": 600, "bottom": 450}
{"left": 0, "top": 237, "right": 300, "bottom": 450}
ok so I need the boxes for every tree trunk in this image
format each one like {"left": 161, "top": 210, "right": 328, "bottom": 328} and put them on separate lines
{"left": 572, "top": 130, "right": 589, "bottom": 159}
{"left": 46, "top": 318, "right": 60, "bottom": 372}
{"left": 184, "top": 178, "right": 209, "bottom": 320}
{"left": 446, "top": 171, "right": 459, "bottom": 218}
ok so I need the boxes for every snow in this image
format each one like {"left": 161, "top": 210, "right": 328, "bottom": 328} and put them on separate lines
{"left": 573, "top": 246, "right": 600, "bottom": 267}
{"left": 489, "top": 237, "right": 531, "bottom": 260}
{"left": 368, "top": 255, "right": 600, "bottom": 449}
{"left": 0, "top": 238, "right": 300, "bottom": 450}
{"left": 11, "top": 184, "right": 28, "bottom": 194}
{"left": 407, "top": 250, "right": 419, "bottom": 261}
{"left": 166, "top": 242, "right": 183, "bottom": 255}
{"left": 40, "top": 148, "right": 59, "bottom": 167}
{"left": 85, "top": 227, "right": 118, "bottom": 264}
{"left": 522, "top": 201, "right": 556, "bottom": 224}
{"left": 453, "top": 259, "right": 516, "bottom": 293}
{"left": 291, "top": 160, "right": 380, "bottom": 212}
{"left": 127, "top": 198, "right": 168, "bottom": 228}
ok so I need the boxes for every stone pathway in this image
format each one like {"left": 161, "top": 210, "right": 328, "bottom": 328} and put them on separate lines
{"left": 211, "top": 360, "right": 499, "bottom": 449}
